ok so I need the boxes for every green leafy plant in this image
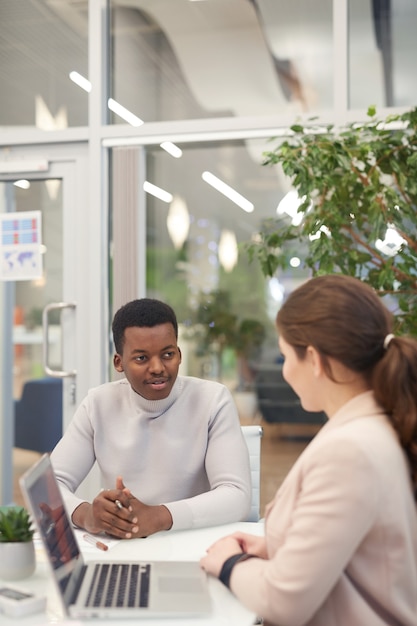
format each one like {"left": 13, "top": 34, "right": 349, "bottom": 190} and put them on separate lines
{"left": 0, "top": 506, "right": 34, "bottom": 543}
{"left": 189, "top": 290, "right": 266, "bottom": 389}
{"left": 245, "top": 106, "right": 417, "bottom": 336}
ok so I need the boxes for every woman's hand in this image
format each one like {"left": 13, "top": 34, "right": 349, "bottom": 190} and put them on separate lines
{"left": 229, "top": 531, "right": 267, "bottom": 558}
{"left": 200, "top": 532, "right": 267, "bottom": 577}
{"left": 200, "top": 535, "right": 243, "bottom": 577}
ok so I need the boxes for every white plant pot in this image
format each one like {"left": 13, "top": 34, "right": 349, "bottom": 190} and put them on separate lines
{"left": 0, "top": 541, "right": 36, "bottom": 581}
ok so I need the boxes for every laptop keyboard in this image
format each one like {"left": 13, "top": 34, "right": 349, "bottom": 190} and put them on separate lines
{"left": 86, "top": 563, "right": 151, "bottom": 608}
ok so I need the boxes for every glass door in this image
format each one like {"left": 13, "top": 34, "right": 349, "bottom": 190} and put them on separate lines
{"left": 0, "top": 147, "right": 107, "bottom": 505}
{"left": 7, "top": 179, "right": 65, "bottom": 397}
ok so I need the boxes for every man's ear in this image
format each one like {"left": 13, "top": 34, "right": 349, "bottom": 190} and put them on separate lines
{"left": 178, "top": 347, "right": 182, "bottom": 363}
{"left": 306, "top": 345, "right": 323, "bottom": 377}
{"left": 113, "top": 353, "right": 124, "bottom": 373}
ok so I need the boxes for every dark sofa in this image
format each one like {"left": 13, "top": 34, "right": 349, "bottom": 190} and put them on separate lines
{"left": 254, "top": 364, "right": 326, "bottom": 425}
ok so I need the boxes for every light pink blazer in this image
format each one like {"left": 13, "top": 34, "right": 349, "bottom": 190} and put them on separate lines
{"left": 231, "top": 392, "right": 417, "bottom": 626}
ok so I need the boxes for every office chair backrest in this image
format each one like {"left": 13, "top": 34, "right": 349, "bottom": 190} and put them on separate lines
{"left": 241, "top": 425, "right": 263, "bottom": 522}
{"left": 14, "top": 377, "right": 63, "bottom": 453}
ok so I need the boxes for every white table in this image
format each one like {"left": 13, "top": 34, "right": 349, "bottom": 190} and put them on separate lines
{"left": 0, "top": 521, "right": 264, "bottom": 626}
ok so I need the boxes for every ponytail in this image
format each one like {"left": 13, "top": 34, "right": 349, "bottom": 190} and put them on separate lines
{"left": 373, "top": 336, "right": 417, "bottom": 499}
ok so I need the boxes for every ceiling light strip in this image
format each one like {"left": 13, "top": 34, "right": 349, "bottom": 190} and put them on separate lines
{"left": 202, "top": 171, "right": 254, "bottom": 213}
{"left": 143, "top": 181, "right": 173, "bottom": 203}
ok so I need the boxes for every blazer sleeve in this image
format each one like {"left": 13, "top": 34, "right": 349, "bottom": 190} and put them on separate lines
{"left": 229, "top": 439, "right": 380, "bottom": 626}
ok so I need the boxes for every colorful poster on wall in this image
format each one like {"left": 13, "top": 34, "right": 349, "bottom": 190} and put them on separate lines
{"left": 0, "top": 211, "right": 43, "bottom": 281}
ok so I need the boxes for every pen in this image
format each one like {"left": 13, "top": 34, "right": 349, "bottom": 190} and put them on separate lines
{"left": 83, "top": 533, "right": 108, "bottom": 551}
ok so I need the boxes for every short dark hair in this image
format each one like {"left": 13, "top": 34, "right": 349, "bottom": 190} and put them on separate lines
{"left": 112, "top": 298, "right": 178, "bottom": 354}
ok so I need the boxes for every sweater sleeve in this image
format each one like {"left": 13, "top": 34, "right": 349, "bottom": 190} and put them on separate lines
{"left": 50, "top": 396, "right": 97, "bottom": 517}
{"left": 163, "top": 385, "right": 252, "bottom": 530}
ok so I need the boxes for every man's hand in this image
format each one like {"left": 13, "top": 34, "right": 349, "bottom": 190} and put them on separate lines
{"left": 72, "top": 476, "right": 173, "bottom": 539}
{"left": 72, "top": 486, "right": 139, "bottom": 539}
{"left": 116, "top": 477, "right": 173, "bottom": 537}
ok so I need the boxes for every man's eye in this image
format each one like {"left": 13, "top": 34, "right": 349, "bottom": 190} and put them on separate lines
{"left": 135, "top": 355, "right": 146, "bottom": 362}
{"left": 163, "top": 351, "right": 175, "bottom": 359}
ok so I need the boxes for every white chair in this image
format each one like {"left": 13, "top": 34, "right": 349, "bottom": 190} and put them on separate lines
{"left": 241, "top": 425, "right": 263, "bottom": 522}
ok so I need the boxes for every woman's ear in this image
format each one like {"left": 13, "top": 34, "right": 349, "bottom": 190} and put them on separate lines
{"left": 306, "top": 345, "right": 323, "bottom": 377}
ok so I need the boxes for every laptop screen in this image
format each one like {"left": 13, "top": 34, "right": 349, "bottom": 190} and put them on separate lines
{"left": 21, "top": 455, "right": 81, "bottom": 576}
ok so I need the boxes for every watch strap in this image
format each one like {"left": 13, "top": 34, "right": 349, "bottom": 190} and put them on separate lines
{"left": 218, "top": 552, "right": 255, "bottom": 588}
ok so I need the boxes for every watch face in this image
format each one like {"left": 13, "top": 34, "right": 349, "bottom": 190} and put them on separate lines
{"left": 0, "top": 588, "right": 32, "bottom": 601}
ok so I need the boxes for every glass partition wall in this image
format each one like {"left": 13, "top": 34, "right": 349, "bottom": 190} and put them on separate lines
{"left": 0, "top": 1, "right": 88, "bottom": 127}
{"left": 110, "top": 138, "right": 310, "bottom": 396}
{"left": 109, "top": 0, "right": 334, "bottom": 123}
{"left": 1, "top": 0, "right": 417, "bottom": 499}
{"left": 106, "top": 0, "right": 417, "bottom": 396}
{"left": 1, "top": 1, "right": 414, "bottom": 129}
{"left": 0, "top": 0, "right": 415, "bottom": 388}
{"left": 348, "top": 0, "right": 417, "bottom": 108}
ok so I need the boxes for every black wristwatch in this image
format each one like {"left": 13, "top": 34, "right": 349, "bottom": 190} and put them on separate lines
{"left": 218, "top": 552, "right": 255, "bottom": 588}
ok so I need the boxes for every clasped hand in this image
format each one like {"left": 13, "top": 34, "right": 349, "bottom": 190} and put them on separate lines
{"left": 73, "top": 476, "right": 173, "bottom": 539}
{"left": 200, "top": 531, "right": 267, "bottom": 577}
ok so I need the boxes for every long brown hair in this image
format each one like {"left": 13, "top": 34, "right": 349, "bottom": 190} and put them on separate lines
{"left": 276, "top": 274, "right": 417, "bottom": 498}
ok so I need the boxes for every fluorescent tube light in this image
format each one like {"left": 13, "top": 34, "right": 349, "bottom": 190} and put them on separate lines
{"left": 202, "top": 171, "right": 254, "bottom": 213}
{"left": 143, "top": 181, "right": 173, "bottom": 203}
{"left": 108, "top": 99, "right": 144, "bottom": 127}
{"left": 160, "top": 142, "right": 183, "bottom": 158}
{"left": 69, "top": 71, "right": 92, "bottom": 93}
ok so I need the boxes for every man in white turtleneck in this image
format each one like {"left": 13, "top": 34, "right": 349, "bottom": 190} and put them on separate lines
{"left": 50, "top": 298, "right": 251, "bottom": 539}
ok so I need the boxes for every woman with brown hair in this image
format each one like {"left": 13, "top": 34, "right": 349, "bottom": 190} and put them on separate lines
{"left": 201, "top": 274, "right": 417, "bottom": 626}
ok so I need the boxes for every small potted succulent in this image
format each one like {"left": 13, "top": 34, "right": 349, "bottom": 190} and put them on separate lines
{"left": 0, "top": 506, "right": 36, "bottom": 580}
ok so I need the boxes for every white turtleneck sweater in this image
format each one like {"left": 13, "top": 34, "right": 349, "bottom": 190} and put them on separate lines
{"left": 50, "top": 376, "right": 251, "bottom": 530}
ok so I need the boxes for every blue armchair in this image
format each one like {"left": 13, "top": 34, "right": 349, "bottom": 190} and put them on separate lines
{"left": 14, "top": 377, "right": 63, "bottom": 453}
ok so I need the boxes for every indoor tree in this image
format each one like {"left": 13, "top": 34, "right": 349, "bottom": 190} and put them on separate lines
{"left": 190, "top": 289, "right": 265, "bottom": 389}
{"left": 246, "top": 106, "right": 417, "bottom": 335}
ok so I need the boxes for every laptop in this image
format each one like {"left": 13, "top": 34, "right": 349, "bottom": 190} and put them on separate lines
{"left": 20, "top": 453, "right": 212, "bottom": 619}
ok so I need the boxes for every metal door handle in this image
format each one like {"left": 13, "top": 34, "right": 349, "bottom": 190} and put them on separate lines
{"left": 42, "top": 302, "right": 77, "bottom": 378}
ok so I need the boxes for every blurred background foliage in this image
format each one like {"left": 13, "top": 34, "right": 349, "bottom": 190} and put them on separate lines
{"left": 246, "top": 106, "right": 417, "bottom": 336}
